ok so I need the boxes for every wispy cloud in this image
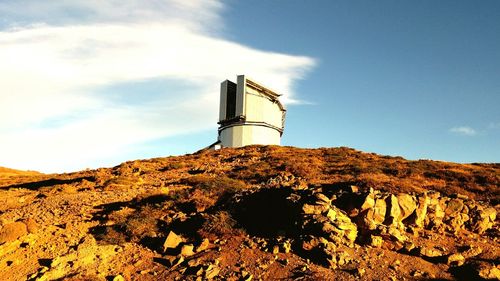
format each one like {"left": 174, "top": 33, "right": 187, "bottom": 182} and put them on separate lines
{"left": 0, "top": 0, "right": 316, "bottom": 172}
{"left": 449, "top": 126, "right": 477, "bottom": 136}
{"left": 487, "top": 122, "right": 500, "bottom": 130}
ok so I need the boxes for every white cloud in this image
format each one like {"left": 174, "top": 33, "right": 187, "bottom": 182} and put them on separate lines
{"left": 0, "top": 0, "right": 316, "bottom": 173}
{"left": 449, "top": 126, "right": 477, "bottom": 136}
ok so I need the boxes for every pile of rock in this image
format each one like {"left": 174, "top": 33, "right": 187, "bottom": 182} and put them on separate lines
{"left": 297, "top": 192, "right": 357, "bottom": 268}
{"left": 300, "top": 193, "right": 357, "bottom": 246}
{"left": 286, "top": 186, "right": 497, "bottom": 269}
{"left": 352, "top": 188, "right": 497, "bottom": 243}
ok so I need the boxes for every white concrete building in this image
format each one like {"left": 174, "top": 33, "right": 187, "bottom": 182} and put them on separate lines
{"left": 217, "top": 75, "right": 286, "bottom": 147}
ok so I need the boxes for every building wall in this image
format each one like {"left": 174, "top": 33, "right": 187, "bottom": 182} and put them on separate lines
{"left": 219, "top": 80, "right": 229, "bottom": 121}
{"left": 219, "top": 125, "right": 281, "bottom": 147}
{"left": 244, "top": 89, "right": 283, "bottom": 129}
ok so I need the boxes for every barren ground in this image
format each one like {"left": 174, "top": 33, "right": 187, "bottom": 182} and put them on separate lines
{"left": 0, "top": 146, "right": 498, "bottom": 280}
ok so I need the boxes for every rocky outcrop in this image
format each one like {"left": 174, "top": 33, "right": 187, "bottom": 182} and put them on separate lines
{"left": 353, "top": 188, "right": 497, "bottom": 237}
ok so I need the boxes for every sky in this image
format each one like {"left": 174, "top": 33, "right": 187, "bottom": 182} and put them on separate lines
{"left": 0, "top": 1, "right": 499, "bottom": 173}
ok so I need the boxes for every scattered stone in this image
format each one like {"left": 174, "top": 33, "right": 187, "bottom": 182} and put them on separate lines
{"left": 447, "top": 253, "right": 465, "bottom": 266}
{"left": 373, "top": 198, "right": 387, "bottom": 225}
{"left": 112, "top": 275, "right": 125, "bottom": 281}
{"left": 163, "top": 231, "right": 183, "bottom": 252}
{"left": 356, "top": 267, "right": 366, "bottom": 277}
{"left": 196, "top": 238, "right": 210, "bottom": 252}
{"left": 315, "top": 193, "right": 331, "bottom": 203}
{"left": 272, "top": 245, "right": 279, "bottom": 254}
{"left": 282, "top": 240, "right": 292, "bottom": 253}
{"left": 369, "top": 235, "right": 383, "bottom": 248}
{"left": 477, "top": 263, "right": 500, "bottom": 280}
{"left": 172, "top": 256, "right": 184, "bottom": 268}
{"left": 418, "top": 246, "right": 443, "bottom": 258}
{"left": 301, "top": 195, "right": 358, "bottom": 247}
{"left": 411, "top": 270, "right": 424, "bottom": 277}
{"left": 462, "top": 245, "right": 483, "bottom": 258}
{"left": 241, "top": 270, "right": 253, "bottom": 281}
{"left": 302, "top": 204, "right": 327, "bottom": 215}
{"left": 403, "top": 241, "right": 416, "bottom": 253}
{"left": 386, "top": 226, "right": 407, "bottom": 243}
{"left": 187, "top": 258, "right": 201, "bottom": 268}
{"left": 180, "top": 244, "right": 195, "bottom": 257}
{"left": 425, "top": 193, "right": 446, "bottom": 228}
{"left": 349, "top": 185, "right": 359, "bottom": 193}
{"left": 336, "top": 251, "right": 351, "bottom": 266}
{"left": 204, "top": 264, "right": 220, "bottom": 279}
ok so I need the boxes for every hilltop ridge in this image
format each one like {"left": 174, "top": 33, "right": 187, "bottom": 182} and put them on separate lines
{"left": 0, "top": 146, "right": 498, "bottom": 280}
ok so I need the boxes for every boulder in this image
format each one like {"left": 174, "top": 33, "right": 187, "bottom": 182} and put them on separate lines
{"left": 396, "top": 193, "right": 417, "bottom": 220}
{"left": 360, "top": 189, "right": 376, "bottom": 211}
{"left": 470, "top": 207, "right": 496, "bottom": 234}
{"left": 445, "top": 199, "right": 464, "bottom": 216}
{"left": 0, "top": 221, "right": 28, "bottom": 244}
{"left": 410, "top": 193, "right": 429, "bottom": 228}
{"left": 373, "top": 198, "right": 387, "bottom": 226}
{"left": 385, "top": 194, "right": 402, "bottom": 225}
{"left": 360, "top": 196, "right": 387, "bottom": 230}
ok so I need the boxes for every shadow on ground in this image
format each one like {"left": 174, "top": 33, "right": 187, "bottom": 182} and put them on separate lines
{"left": 4, "top": 176, "right": 95, "bottom": 190}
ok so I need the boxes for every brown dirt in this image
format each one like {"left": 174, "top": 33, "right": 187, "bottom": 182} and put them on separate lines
{"left": 0, "top": 146, "right": 498, "bottom": 280}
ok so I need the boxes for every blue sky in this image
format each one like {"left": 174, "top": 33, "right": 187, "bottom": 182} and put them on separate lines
{"left": 224, "top": 1, "right": 500, "bottom": 163}
{"left": 0, "top": 1, "right": 499, "bottom": 172}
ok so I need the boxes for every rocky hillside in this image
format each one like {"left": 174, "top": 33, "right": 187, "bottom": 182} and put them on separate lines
{"left": 0, "top": 146, "right": 498, "bottom": 280}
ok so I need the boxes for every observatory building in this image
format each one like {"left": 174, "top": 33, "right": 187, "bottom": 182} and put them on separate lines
{"left": 217, "top": 75, "right": 286, "bottom": 148}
